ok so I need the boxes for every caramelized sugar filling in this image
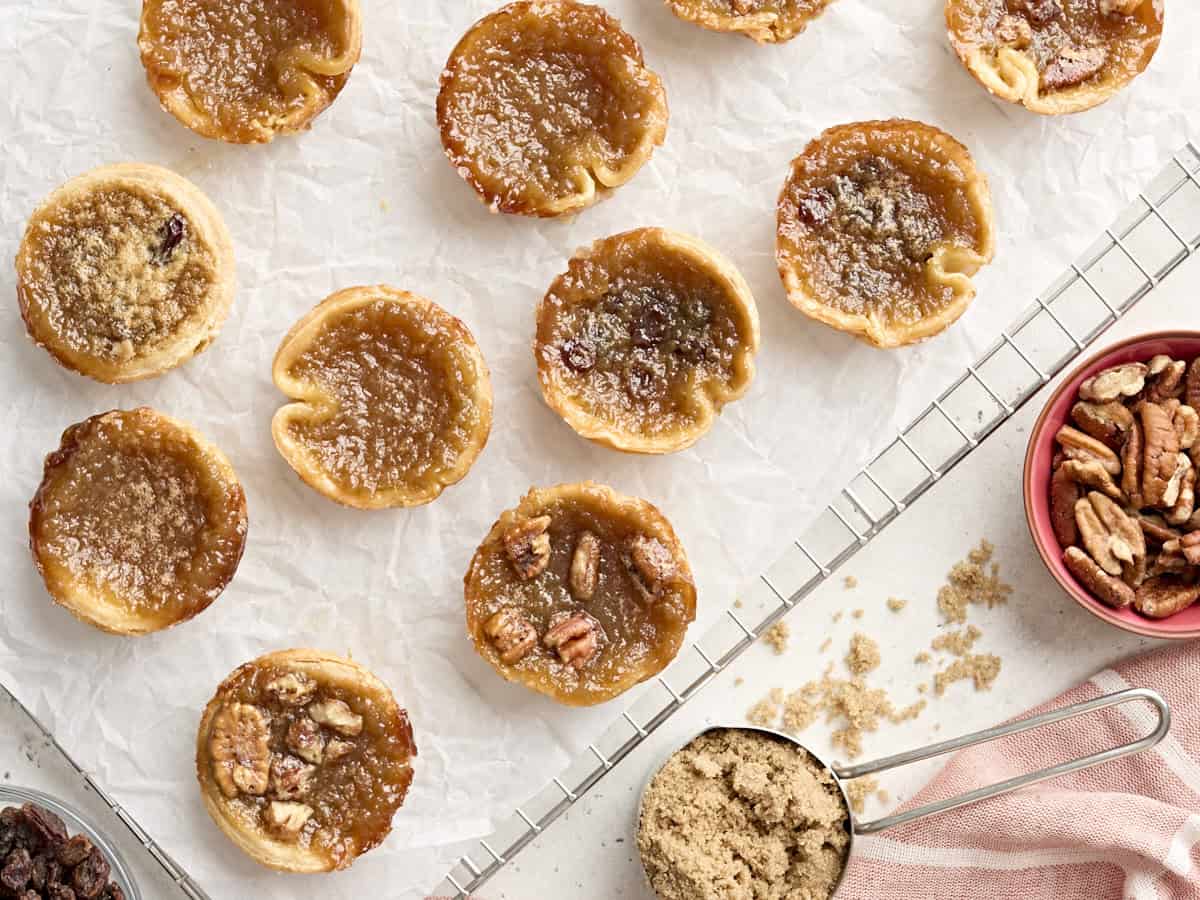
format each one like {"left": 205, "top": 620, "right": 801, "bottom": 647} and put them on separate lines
{"left": 279, "top": 297, "right": 488, "bottom": 498}
{"left": 438, "top": 1, "right": 666, "bottom": 214}
{"left": 19, "top": 187, "right": 213, "bottom": 364}
{"left": 537, "top": 231, "right": 750, "bottom": 441}
{"left": 778, "top": 125, "right": 983, "bottom": 326}
{"left": 947, "top": 0, "right": 1161, "bottom": 91}
{"left": 211, "top": 662, "right": 415, "bottom": 868}
{"left": 140, "top": 0, "right": 355, "bottom": 141}
{"left": 31, "top": 410, "right": 246, "bottom": 631}
{"left": 466, "top": 485, "right": 696, "bottom": 706}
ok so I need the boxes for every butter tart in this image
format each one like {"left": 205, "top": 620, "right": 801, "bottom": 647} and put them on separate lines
{"left": 465, "top": 482, "right": 697, "bottom": 707}
{"left": 196, "top": 649, "right": 416, "bottom": 873}
{"left": 437, "top": 0, "right": 669, "bottom": 217}
{"left": 664, "top": 0, "right": 838, "bottom": 43}
{"left": 29, "top": 408, "right": 248, "bottom": 636}
{"left": 777, "top": 120, "right": 996, "bottom": 349}
{"left": 272, "top": 286, "right": 493, "bottom": 509}
{"left": 535, "top": 228, "right": 759, "bottom": 454}
{"left": 138, "top": 0, "right": 363, "bottom": 143}
{"left": 946, "top": 0, "right": 1163, "bottom": 115}
{"left": 16, "top": 163, "right": 235, "bottom": 384}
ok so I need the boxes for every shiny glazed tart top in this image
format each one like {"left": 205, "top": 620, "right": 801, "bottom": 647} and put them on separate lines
{"left": 665, "top": 0, "right": 838, "bottom": 43}
{"left": 465, "top": 483, "right": 696, "bottom": 707}
{"left": 437, "top": 0, "right": 668, "bottom": 217}
{"left": 29, "top": 408, "right": 247, "bottom": 634}
{"left": 139, "top": 0, "right": 361, "bottom": 142}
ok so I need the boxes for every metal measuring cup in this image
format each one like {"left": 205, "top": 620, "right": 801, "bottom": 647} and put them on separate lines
{"left": 637, "top": 687, "right": 1170, "bottom": 898}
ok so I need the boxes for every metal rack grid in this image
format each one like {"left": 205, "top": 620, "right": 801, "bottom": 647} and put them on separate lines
{"left": 431, "top": 142, "right": 1200, "bottom": 898}
{"left": 0, "top": 145, "right": 1197, "bottom": 900}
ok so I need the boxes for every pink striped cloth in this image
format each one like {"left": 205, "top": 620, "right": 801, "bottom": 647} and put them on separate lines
{"left": 839, "top": 642, "right": 1200, "bottom": 900}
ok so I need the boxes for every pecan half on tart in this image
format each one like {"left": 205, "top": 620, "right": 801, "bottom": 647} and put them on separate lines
{"left": 777, "top": 119, "right": 996, "bottom": 349}
{"left": 16, "top": 164, "right": 235, "bottom": 384}
{"left": 29, "top": 408, "right": 248, "bottom": 636}
{"left": 138, "top": 0, "right": 363, "bottom": 143}
{"left": 945, "top": 0, "right": 1163, "bottom": 115}
{"left": 437, "top": 0, "right": 669, "bottom": 217}
{"left": 465, "top": 483, "right": 697, "bottom": 707}
{"left": 664, "top": 0, "right": 839, "bottom": 43}
{"left": 196, "top": 649, "right": 416, "bottom": 873}
{"left": 271, "top": 286, "right": 493, "bottom": 510}
{"left": 534, "top": 228, "right": 760, "bottom": 454}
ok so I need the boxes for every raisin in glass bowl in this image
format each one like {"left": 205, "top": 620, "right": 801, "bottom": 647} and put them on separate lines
{"left": 0, "top": 785, "right": 141, "bottom": 899}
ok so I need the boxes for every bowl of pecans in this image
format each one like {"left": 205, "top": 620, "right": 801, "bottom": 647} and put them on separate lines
{"left": 1025, "top": 331, "right": 1200, "bottom": 639}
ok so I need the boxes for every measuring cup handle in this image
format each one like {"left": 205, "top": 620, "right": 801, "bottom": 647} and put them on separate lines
{"left": 838, "top": 687, "right": 1170, "bottom": 836}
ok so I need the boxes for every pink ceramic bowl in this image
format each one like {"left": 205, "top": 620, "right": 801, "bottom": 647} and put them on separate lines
{"left": 1024, "top": 330, "right": 1200, "bottom": 640}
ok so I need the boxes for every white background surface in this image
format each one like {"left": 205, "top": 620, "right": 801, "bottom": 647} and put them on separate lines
{"left": 0, "top": 1, "right": 1197, "bottom": 898}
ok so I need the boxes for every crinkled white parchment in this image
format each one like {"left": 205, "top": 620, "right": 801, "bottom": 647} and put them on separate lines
{"left": 0, "top": 1, "right": 1197, "bottom": 897}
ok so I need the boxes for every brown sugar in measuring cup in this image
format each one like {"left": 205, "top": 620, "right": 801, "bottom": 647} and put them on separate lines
{"left": 638, "top": 687, "right": 1168, "bottom": 899}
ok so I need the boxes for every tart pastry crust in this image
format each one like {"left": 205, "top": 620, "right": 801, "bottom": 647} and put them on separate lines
{"left": 138, "top": 0, "right": 363, "bottom": 143}
{"left": 665, "top": 0, "right": 838, "bottom": 43}
{"left": 945, "top": 0, "right": 1163, "bottom": 115}
{"left": 16, "top": 163, "right": 235, "bottom": 384}
{"left": 776, "top": 119, "right": 995, "bottom": 349}
{"left": 534, "top": 228, "right": 759, "bottom": 454}
{"left": 272, "top": 286, "right": 493, "bottom": 509}
{"left": 437, "top": 0, "right": 669, "bottom": 217}
{"left": 465, "top": 482, "right": 697, "bottom": 707}
{"left": 196, "top": 649, "right": 416, "bottom": 873}
{"left": 29, "top": 408, "right": 248, "bottom": 636}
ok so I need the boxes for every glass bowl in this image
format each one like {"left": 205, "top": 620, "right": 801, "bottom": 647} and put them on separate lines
{"left": 0, "top": 784, "right": 141, "bottom": 899}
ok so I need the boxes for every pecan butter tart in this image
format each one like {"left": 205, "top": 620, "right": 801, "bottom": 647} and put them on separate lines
{"left": 437, "top": 0, "right": 669, "bottom": 217}
{"left": 465, "top": 483, "right": 697, "bottom": 707}
{"left": 535, "top": 228, "right": 760, "bottom": 454}
{"left": 138, "top": 0, "right": 363, "bottom": 143}
{"left": 665, "top": 0, "right": 839, "bottom": 43}
{"left": 197, "top": 650, "right": 416, "bottom": 873}
{"left": 777, "top": 119, "right": 996, "bottom": 349}
{"left": 946, "top": 0, "right": 1163, "bottom": 115}
{"left": 16, "top": 164, "right": 235, "bottom": 384}
{"left": 29, "top": 408, "right": 248, "bottom": 636}
{"left": 272, "top": 286, "right": 493, "bottom": 509}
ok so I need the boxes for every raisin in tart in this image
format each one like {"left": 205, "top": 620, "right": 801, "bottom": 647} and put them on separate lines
{"left": 535, "top": 228, "right": 759, "bottom": 454}
{"left": 664, "top": 0, "right": 838, "bottom": 43}
{"left": 196, "top": 649, "right": 416, "bottom": 872}
{"left": 437, "top": 0, "right": 668, "bottom": 217}
{"left": 945, "top": 0, "right": 1163, "bottom": 115}
{"left": 465, "top": 482, "right": 697, "bottom": 707}
{"left": 777, "top": 119, "right": 996, "bottom": 348}
{"left": 17, "top": 163, "right": 235, "bottom": 383}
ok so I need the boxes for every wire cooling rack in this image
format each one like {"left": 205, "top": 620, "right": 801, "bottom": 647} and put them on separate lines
{"left": 1, "top": 145, "right": 1199, "bottom": 900}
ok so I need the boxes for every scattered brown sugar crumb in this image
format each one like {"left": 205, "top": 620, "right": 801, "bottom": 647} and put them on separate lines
{"left": 846, "top": 633, "right": 880, "bottom": 675}
{"left": 762, "top": 621, "right": 790, "bottom": 655}
{"left": 637, "top": 729, "right": 850, "bottom": 900}
{"left": 844, "top": 776, "right": 879, "bottom": 814}
{"left": 734, "top": 598, "right": 743, "bottom": 609}
{"left": 938, "top": 540, "right": 1012, "bottom": 624}
{"left": 934, "top": 654, "right": 1002, "bottom": 696}
{"left": 734, "top": 677, "right": 744, "bottom": 687}
{"left": 844, "top": 575, "right": 858, "bottom": 589}
{"left": 747, "top": 688, "right": 783, "bottom": 727}
{"left": 877, "top": 788, "right": 890, "bottom": 804}
{"left": 781, "top": 688, "right": 819, "bottom": 734}
{"left": 932, "top": 625, "right": 983, "bottom": 657}
{"left": 852, "top": 608, "right": 864, "bottom": 619}
{"left": 887, "top": 597, "right": 907, "bottom": 612}
{"left": 832, "top": 610, "right": 843, "bottom": 623}
{"left": 914, "top": 651, "right": 932, "bottom": 664}
{"left": 917, "top": 683, "right": 928, "bottom": 694}
{"left": 891, "top": 699, "right": 927, "bottom": 723}
{"left": 819, "top": 637, "right": 832, "bottom": 653}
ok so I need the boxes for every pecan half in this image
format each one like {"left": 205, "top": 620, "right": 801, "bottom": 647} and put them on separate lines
{"left": 1181, "top": 531, "right": 1200, "bottom": 566}
{"left": 626, "top": 534, "right": 678, "bottom": 601}
{"left": 1071, "top": 400, "right": 1133, "bottom": 451}
{"left": 1060, "top": 459, "right": 1123, "bottom": 501}
{"left": 1175, "top": 405, "right": 1199, "bottom": 450}
{"left": 543, "top": 613, "right": 600, "bottom": 669}
{"left": 266, "top": 672, "right": 316, "bottom": 707}
{"left": 269, "top": 755, "right": 316, "bottom": 801}
{"left": 503, "top": 515, "right": 552, "bottom": 580}
{"left": 1135, "top": 577, "right": 1200, "bottom": 619}
{"left": 1141, "top": 403, "right": 1181, "bottom": 507}
{"left": 1075, "top": 492, "right": 1143, "bottom": 576}
{"left": 209, "top": 703, "right": 270, "bottom": 799}
{"left": 1164, "top": 453, "right": 1191, "bottom": 510}
{"left": 1042, "top": 45, "right": 1108, "bottom": 91}
{"left": 307, "top": 698, "right": 363, "bottom": 737}
{"left": 1079, "top": 362, "right": 1147, "bottom": 403}
{"left": 1050, "top": 463, "right": 1081, "bottom": 548}
{"left": 265, "top": 801, "right": 314, "bottom": 838}
{"left": 483, "top": 609, "right": 538, "bottom": 664}
{"left": 1122, "top": 418, "right": 1144, "bottom": 506}
{"left": 1064, "top": 546, "right": 1135, "bottom": 609}
{"left": 1168, "top": 462, "right": 1197, "bottom": 526}
{"left": 1137, "top": 513, "right": 1180, "bottom": 546}
{"left": 1055, "top": 425, "right": 1121, "bottom": 475}
{"left": 1186, "top": 359, "right": 1200, "bottom": 410}
{"left": 1147, "top": 358, "right": 1186, "bottom": 403}
{"left": 286, "top": 716, "right": 325, "bottom": 765}
{"left": 569, "top": 531, "right": 601, "bottom": 601}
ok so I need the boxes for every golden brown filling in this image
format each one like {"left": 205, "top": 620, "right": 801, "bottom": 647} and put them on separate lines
{"left": 779, "top": 133, "right": 981, "bottom": 325}
{"left": 438, "top": 1, "right": 665, "bottom": 212}
{"left": 281, "top": 299, "right": 487, "bottom": 497}
{"left": 209, "top": 665, "right": 414, "bottom": 867}
{"left": 538, "top": 233, "right": 748, "bottom": 440}
{"left": 140, "top": 0, "right": 352, "bottom": 141}
{"left": 466, "top": 490, "right": 694, "bottom": 705}
{"left": 20, "top": 187, "right": 213, "bottom": 363}
{"left": 947, "top": 0, "right": 1161, "bottom": 92}
{"left": 31, "top": 411, "right": 244, "bottom": 629}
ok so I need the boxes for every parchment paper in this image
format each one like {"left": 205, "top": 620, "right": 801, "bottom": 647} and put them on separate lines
{"left": 0, "top": 1, "right": 1197, "bottom": 897}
